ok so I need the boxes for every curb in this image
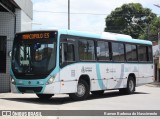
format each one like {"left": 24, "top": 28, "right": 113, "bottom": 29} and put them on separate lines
{"left": 145, "top": 83, "right": 160, "bottom": 87}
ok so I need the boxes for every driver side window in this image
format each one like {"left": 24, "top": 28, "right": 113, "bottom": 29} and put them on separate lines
{"left": 60, "top": 38, "right": 75, "bottom": 66}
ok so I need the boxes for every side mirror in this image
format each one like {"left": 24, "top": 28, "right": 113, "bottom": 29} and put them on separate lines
{"left": 8, "top": 51, "right": 12, "bottom": 57}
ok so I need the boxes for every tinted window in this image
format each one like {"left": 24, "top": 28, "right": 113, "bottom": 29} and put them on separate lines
{"left": 147, "top": 46, "right": 153, "bottom": 62}
{"left": 97, "top": 41, "right": 110, "bottom": 61}
{"left": 138, "top": 45, "right": 147, "bottom": 61}
{"left": 60, "top": 37, "right": 75, "bottom": 65}
{"left": 112, "top": 42, "right": 125, "bottom": 61}
{"left": 60, "top": 43, "right": 75, "bottom": 63}
{"left": 126, "top": 44, "right": 137, "bottom": 61}
{"left": 79, "top": 39, "right": 95, "bottom": 60}
{"left": 12, "top": 38, "right": 56, "bottom": 74}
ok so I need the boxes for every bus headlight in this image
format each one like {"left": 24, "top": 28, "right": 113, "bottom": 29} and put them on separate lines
{"left": 46, "top": 76, "right": 55, "bottom": 85}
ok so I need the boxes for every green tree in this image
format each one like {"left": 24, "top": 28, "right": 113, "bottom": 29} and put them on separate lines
{"left": 139, "top": 17, "right": 160, "bottom": 41}
{"left": 104, "top": 3, "right": 156, "bottom": 39}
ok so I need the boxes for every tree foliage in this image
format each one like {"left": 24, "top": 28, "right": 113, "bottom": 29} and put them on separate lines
{"left": 139, "top": 17, "right": 160, "bottom": 41}
{"left": 104, "top": 3, "right": 156, "bottom": 40}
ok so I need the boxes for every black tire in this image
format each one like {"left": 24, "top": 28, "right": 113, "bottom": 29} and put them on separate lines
{"left": 36, "top": 94, "right": 54, "bottom": 100}
{"left": 119, "top": 76, "right": 135, "bottom": 94}
{"left": 119, "top": 88, "right": 127, "bottom": 94}
{"left": 69, "top": 80, "right": 90, "bottom": 101}
{"left": 91, "top": 90, "right": 104, "bottom": 96}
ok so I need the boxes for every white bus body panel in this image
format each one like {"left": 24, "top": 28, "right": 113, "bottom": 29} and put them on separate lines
{"left": 123, "top": 64, "right": 139, "bottom": 87}
{"left": 59, "top": 64, "right": 99, "bottom": 93}
{"left": 43, "top": 82, "right": 61, "bottom": 94}
{"left": 58, "top": 62, "right": 153, "bottom": 94}
{"left": 137, "top": 64, "right": 153, "bottom": 86}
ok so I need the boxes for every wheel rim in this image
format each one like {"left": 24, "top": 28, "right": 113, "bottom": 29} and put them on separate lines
{"left": 76, "top": 83, "right": 85, "bottom": 97}
{"left": 129, "top": 80, "right": 134, "bottom": 92}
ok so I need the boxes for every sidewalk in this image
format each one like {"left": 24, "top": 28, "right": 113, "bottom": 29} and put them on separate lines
{"left": 146, "top": 81, "right": 160, "bottom": 87}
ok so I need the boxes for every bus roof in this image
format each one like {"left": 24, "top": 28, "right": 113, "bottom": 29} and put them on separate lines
{"left": 16, "top": 29, "right": 152, "bottom": 45}
{"left": 58, "top": 29, "right": 152, "bottom": 45}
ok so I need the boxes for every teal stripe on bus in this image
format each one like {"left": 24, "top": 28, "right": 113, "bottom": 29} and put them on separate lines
{"left": 96, "top": 63, "right": 106, "bottom": 90}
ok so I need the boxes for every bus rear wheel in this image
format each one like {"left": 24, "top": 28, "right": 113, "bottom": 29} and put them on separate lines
{"left": 36, "top": 94, "right": 54, "bottom": 100}
{"left": 69, "top": 80, "right": 89, "bottom": 101}
{"left": 91, "top": 90, "right": 104, "bottom": 96}
{"left": 119, "top": 76, "right": 135, "bottom": 94}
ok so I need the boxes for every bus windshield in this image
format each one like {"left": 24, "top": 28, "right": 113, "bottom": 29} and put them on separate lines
{"left": 12, "top": 32, "right": 57, "bottom": 78}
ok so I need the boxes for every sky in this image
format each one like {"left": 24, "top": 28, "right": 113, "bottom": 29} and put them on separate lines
{"left": 32, "top": 0, "right": 160, "bottom": 33}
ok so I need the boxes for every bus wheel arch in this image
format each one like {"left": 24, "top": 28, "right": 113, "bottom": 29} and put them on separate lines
{"left": 78, "top": 75, "right": 91, "bottom": 88}
{"left": 119, "top": 73, "right": 136, "bottom": 94}
{"left": 69, "top": 75, "right": 90, "bottom": 101}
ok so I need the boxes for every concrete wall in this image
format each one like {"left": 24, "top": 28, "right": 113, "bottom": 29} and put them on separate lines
{"left": 0, "top": 12, "right": 15, "bottom": 92}
{"left": 15, "top": 9, "right": 32, "bottom": 32}
{"left": 0, "top": 1, "right": 32, "bottom": 92}
{"left": 21, "top": 10, "right": 32, "bottom": 31}
{"left": 14, "top": 0, "right": 33, "bottom": 19}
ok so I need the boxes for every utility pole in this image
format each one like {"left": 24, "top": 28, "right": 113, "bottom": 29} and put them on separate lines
{"left": 147, "top": 24, "right": 150, "bottom": 40}
{"left": 154, "top": 4, "right": 160, "bottom": 82}
{"left": 154, "top": 4, "right": 160, "bottom": 45}
{"left": 154, "top": 4, "right": 160, "bottom": 46}
{"left": 68, "top": 0, "right": 70, "bottom": 30}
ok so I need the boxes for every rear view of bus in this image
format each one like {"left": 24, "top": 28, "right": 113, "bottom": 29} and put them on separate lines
{"left": 10, "top": 31, "right": 58, "bottom": 99}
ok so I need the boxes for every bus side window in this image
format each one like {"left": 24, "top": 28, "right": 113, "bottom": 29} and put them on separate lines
{"left": 60, "top": 41, "right": 75, "bottom": 66}
{"left": 97, "top": 41, "right": 110, "bottom": 61}
{"left": 147, "top": 46, "right": 153, "bottom": 62}
{"left": 112, "top": 42, "right": 125, "bottom": 62}
{"left": 125, "top": 44, "right": 138, "bottom": 61}
{"left": 138, "top": 45, "right": 147, "bottom": 62}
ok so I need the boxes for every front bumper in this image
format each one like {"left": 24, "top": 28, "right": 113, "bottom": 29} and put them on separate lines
{"left": 11, "top": 81, "right": 61, "bottom": 94}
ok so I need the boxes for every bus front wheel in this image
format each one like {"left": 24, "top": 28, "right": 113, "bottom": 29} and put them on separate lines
{"left": 36, "top": 94, "right": 54, "bottom": 100}
{"left": 69, "top": 80, "right": 89, "bottom": 101}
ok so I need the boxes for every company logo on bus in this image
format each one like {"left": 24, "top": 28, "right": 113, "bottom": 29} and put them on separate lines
{"left": 81, "top": 66, "right": 92, "bottom": 73}
{"left": 22, "top": 33, "right": 50, "bottom": 40}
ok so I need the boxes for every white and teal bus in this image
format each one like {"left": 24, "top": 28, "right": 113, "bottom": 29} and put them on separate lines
{"left": 10, "top": 29, "right": 154, "bottom": 100}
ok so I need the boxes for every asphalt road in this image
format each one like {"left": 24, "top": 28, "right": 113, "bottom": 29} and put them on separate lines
{"left": 0, "top": 85, "right": 160, "bottom": 119}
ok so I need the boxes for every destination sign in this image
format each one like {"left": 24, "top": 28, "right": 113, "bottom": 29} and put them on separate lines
{"left": 22, "top": 33, "right": 50, "bottom": 40}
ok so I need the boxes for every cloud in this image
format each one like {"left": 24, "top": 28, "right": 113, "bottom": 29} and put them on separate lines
{"left": 32, "top": 0, "right": 160, "bottom": 33}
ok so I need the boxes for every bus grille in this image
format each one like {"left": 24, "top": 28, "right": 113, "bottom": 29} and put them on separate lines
{"left": 17, "top": 87, "right": 43, "bottom": 93}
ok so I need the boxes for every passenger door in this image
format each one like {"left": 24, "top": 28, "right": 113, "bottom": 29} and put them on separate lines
{"left": 59, "top": 35, "right": 78, "bottom": 93}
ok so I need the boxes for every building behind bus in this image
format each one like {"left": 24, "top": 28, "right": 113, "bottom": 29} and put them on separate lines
{"left": 0, "top": 0, "right": 33, "bottom": 93}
